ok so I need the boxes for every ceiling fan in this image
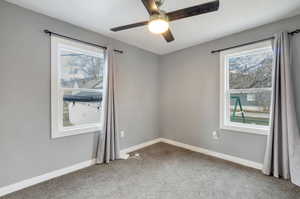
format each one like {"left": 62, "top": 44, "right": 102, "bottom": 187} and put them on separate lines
{"left": 110, "top": 0, "right": 220, "bottom": 43}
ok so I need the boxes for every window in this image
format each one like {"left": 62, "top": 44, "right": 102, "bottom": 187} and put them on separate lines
{"left": 220, "top": 41, "right": 273, "bottom": 135}
{"left": 51, "top": 36, "right": 107, "bottom": 138}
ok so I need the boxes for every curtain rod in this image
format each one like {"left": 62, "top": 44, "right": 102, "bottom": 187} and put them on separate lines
{"left": 211, "top": 29, "right": 300, "bottom": 54}
{"left": 44, "top": 30, "right": 123, "bottom": 54}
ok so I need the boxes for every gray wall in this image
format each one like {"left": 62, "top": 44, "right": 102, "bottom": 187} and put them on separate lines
{"left": 159, "top": 15, "right": 300, "bottom": 164}
{"left": 0, "top": 0, "right": 159, "bottom": 187}
{"left": 1, "top": 0, "right": 300, "bottom": 190}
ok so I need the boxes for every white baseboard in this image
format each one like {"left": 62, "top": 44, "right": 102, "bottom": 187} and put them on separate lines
{"left": 120, "top": 138, "right": 162, "bottom": 159}
{"left": 0, "top": 159, "right": 96, "bottom": 197}
{"left": 0, "top": 137, "right": 262, "bottom": 197}
{"left": 119, "top": 137, "right": 262, "bottom": 170}
{"left": 160, "top": 138, "right": 263, "bottom": 170}
{"left": 0, "top": 138, "right": 162, "bottom": 197}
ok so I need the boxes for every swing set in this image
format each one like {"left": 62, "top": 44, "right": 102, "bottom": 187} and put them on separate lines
{"left": 231, "top": 96, "right": 246, "bottom": 123}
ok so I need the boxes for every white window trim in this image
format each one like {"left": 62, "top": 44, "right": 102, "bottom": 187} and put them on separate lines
{"left": 219, "top": 41, "right": 273, "bottom": 135}
{"left": 51, "top": 35, "right": 107, "bottom": 138}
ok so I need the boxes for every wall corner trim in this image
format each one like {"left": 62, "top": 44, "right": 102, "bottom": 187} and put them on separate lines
{"left": 120, "top": 138, "right": 162, "bottom": 157}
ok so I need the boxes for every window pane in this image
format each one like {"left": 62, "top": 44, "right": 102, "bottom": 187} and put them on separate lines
{"left": 229, "top": 90, "right": 271, "bottom": 126}
{"left": 60, "top": 50, "right": 105, "bottom": 89}
{"left": 228, "top": 49, "right": 273, "bottom": 89}
{"left": 63, "top": 90, "right": 102, "bottom": 127}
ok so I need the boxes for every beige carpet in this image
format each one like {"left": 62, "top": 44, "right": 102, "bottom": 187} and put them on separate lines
{"left": 2, "top": 143, "right": 300, "bottom": 199}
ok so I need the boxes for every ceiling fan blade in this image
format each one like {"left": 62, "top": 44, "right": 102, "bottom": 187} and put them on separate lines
{"left": 141, "top": 0, "right": 159, "bottom": 15}
{"left": 162, "top": 29, "right": 175, "bottom": 42}
{"left": 167, "top": 0, "right": 219, "bottom": 21}
{"left": 111, "top": 21, "right": 149, "bottom": 32}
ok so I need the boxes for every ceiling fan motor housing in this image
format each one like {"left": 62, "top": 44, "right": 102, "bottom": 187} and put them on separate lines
{"left": 150, "top": 10, "right": 169, "bottom": 22}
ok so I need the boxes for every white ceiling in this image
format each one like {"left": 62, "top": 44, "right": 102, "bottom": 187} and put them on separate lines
{"left": 5, "top": 0, "right": 300, "bottom": 55}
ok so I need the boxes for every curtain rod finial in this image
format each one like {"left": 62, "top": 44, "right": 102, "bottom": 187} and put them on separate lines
{"left": 114, "top": 49, "right": 124, "bottom": 54}
{"left": 44, "top": 29, "right": 51, "bottom": 34}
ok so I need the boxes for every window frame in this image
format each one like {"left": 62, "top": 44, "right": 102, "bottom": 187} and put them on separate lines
{"left": 219, "top": 41, "right": 273, "bottom": 135}
{"left": 51, "top": 35, "right": 107, "bottom": 138}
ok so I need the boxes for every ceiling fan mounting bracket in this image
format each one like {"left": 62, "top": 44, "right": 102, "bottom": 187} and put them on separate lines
{"left": 155, "top": 0, "right": 165, "bottom": 8}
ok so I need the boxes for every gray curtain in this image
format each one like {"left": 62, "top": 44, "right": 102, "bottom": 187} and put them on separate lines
{"left": 263, "top": 31, "right": 300, "bottom": 186}
{"left": 96, "top": 47, "right": 120, "bottom": 164}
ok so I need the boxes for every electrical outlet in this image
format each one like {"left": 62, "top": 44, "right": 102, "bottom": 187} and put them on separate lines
{"left": 120, "top": 131, "right": 125, "bottom": 138}
{"left": 212, "top": 131, "right": 220, "bottom": 140}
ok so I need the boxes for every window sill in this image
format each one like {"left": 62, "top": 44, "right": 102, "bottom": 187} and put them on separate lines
{"left": 220, "top": 125, "right": 269, "bottom": 136}
{"left": 52, "top": 125, "right": 102, "bottom": 139}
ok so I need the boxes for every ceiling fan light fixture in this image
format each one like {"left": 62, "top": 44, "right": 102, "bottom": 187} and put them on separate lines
{"left": 148, "top": 13, "right": 169, "bottom": 34}
{"left": 110, "top": 0, "right": 220, "bottom": 43}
